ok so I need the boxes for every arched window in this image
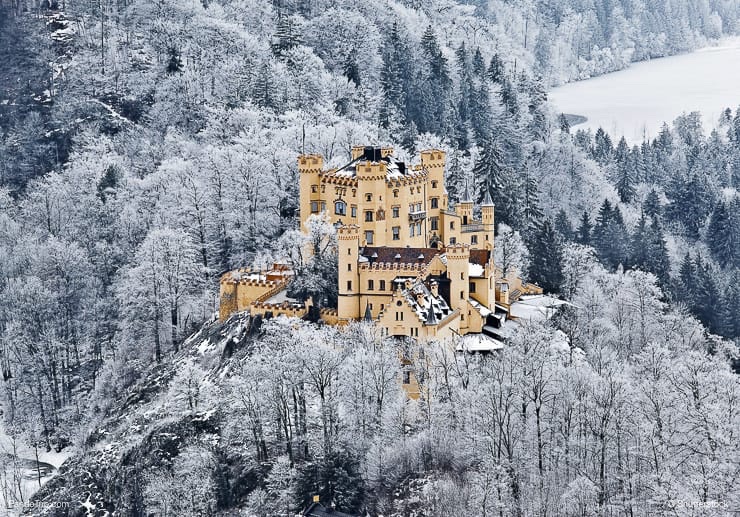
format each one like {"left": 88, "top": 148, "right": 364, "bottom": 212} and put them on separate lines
{"left": 335, "top": 200, "right": 346, "bottom": 215}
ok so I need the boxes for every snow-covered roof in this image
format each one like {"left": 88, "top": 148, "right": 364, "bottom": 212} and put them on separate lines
{"left": 457, "top": 333, "right": 504, "bottom": 352}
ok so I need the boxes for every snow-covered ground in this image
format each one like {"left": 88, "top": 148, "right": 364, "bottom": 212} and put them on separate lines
{"left": 549, "top": 37, "right": 740, "bottom": 144}
{"left": 0, "top": 424, "right": 72, "bottom": 515}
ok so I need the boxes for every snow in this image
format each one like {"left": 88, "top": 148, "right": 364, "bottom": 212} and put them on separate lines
{"left": 549, "top": 36, "right": 740, "bottom": 144}
{"left": 468, "top": 263, "right": 484, "bottom": 277}
{"left": 457, "top": 333, "right": 504, "bottom": 352}
{"left": 0, "top": 422, "right": 73, "bottom": 514}
{"left": 509, "top": 295, "right": 568, "bottom": 321}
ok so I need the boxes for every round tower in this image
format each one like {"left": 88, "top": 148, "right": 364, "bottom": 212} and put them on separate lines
{"left": 337, "top": 224, "right": 361, "bottom": 321}
{"left": 298, "top": 154, "right": 324, "bottom": 232}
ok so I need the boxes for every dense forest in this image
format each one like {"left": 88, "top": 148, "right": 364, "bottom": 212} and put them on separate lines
{"left": 0, "top": 0, "right": 738, "bottom": 514}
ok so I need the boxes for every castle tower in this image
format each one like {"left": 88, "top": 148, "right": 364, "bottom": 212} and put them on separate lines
{"left": 219, "top": 277, "right": 237, "bottom": 321}
{"left": 298, "top": 154, "right": 324, "bottom": 232}
{"left": 446, "top": 243, "right": 470, "bottom": 318}
{"left": 420, "top": 148, "right": 447, "bottom": 210}
{"left": 458, "top": 182, "right": 474, "bottom": 225}
{"left": 337, "top": 225, "right": 361, "bottom": 321}
{"left": 481, "top": 187, "right": 495, "bottom": 247}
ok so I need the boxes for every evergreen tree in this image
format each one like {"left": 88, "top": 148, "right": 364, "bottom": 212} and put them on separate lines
{"left": 559, "top": 113, "right": 570, "bottom": 134}
{"left": 592, "top": 199, "right": 629, "bottom": 269}
{"left": 665, "top": 170, "right": 714, "bottom": 239}
{"left": 592, "top": 127, "right": 613, "bottom": 164}
{"left": 614, "top": 136, "right": 635, "bottom": 202}
{"left": 706, "top": 200, "right": 734, "bottom": 267}
{"left": 528, "top": 219, "right": 564, "bottom": 294}
{"left": 648, "top": 216, "right": 671, "bottom": 286}
{"left": 554, "top": 209, "right": 573, "bottom": 241}
{"left": 487, "top": 53, "right": 504, "bottom": 83}
{"left": 473, "top": 138, "right": 519, "bottom": 226}
{"left": 472, "top": 47, "right": 485, "bottom": 77}
{"left": 576, "top": 211, "right": 592, "bottom": 245}
{"left": 643, "top": 189, "right": 662, "bottom": 219}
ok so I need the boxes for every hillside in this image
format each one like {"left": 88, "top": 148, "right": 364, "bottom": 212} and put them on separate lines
{"left": 0, "top": 0, "right": 739, "bottom": 514}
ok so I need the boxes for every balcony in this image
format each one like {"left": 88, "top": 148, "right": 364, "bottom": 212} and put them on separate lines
{"left": 408, "top": 210, "right": 427, "bottom": 222}
{"left": 461, "top": 223, "right": 484, "bottom": 233}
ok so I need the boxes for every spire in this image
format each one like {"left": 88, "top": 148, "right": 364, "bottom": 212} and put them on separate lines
{"left": 482, "top": 187, "right": 494, "bottom": 207}
{"left": 425, "top": 305, "right": 438, "bottom": 325}
{"left": 462, "top": 181, "right": 473, "bottom": 203}
{"left": 364, "top": 302, "right": 372, "bottom": 322}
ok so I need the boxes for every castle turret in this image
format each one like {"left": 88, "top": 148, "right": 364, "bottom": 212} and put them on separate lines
{"left": 298, "top": 154, "right": 324, "bottom": 232}
{"left": 481, "top": 187, "right": 495, "bottom": 246}
{"left": 458, "top": 182, "right": 474, "bottom": 225}
{"left": 337, "top": 225, "right": 361, "bottom": 321}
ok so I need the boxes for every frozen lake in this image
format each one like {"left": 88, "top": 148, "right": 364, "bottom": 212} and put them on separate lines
{"left": 549, "top": 37, "right": 740, "bottom": 144}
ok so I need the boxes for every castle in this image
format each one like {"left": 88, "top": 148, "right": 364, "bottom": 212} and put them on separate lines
{"left": 219, "top": 146, "right": 541, "bottom": 342}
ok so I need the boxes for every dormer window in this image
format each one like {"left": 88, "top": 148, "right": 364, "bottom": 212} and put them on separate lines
{"left": 335, "top": 200, "right": 347, "bottom": 215}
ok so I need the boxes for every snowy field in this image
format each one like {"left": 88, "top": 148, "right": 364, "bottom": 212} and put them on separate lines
{"left": 549, "top": 37, "right": 740, "bottom": 144}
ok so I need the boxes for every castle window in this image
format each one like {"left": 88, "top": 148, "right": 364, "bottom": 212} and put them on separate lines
{"left": 450, "top": 221, "right": 455, "bottom": 230}
{"left": 352, "top": 189, "right": 357, "bottom": 197}
{"left": 460, "top": 290, "right": 464, "bottom": 299}
{"left": 461, "top": 272, "right": 464, "bottom": 280}
{"left": 430, "top": 197, "right": 439, "bottom": 209}
{"left": 351, "top": 205, "right": 357, "bottom": 217}
{"left": 410, "top": 188, "right": 414, "bottom": 195}
{"left": 470, "top": 282, "right": 476, "bottom": 293}
{"left": 450, "top": 237, "right": 456, "bottom": 244}
{"left": 347, "top": 281, "right": 352, "bottom": 290}
{"left": 409, "top": 224, "right": 415, "bottom": 237}
{"left": 417, "top": 186, "right": 421, "bottom": 193}
{"left": 463, "top": 215, "right": 468, "bottom": 225}
{"left": 365, "top": 230, "right": 374, "bottom": 244}
{"left": 321, "top": 201, "right": 326, "bottom": 212}
{"left": 321, "top": 185, "right": 326, "bottom": 193}
{"left": 365, "top": 193, "right": 373, "bottom": 202}
{"left": 392, "top": 206, "right": 400, "bottom": 218}
{"left": 311, "top": 185, "right": 318, "bottom": 193}
{"left": 432, "top": 181, "right": 438, "bottom": 189}
{"left": 335, "top": 200, "right": 347, "bottom": 215}
{"left": 416, "top": 222, "right": 422, "bottom": 234}
{"left": 380, "top": 280, "right": 386, "bottom": 291}
{"left": 471, "top": 235, "right": 478, "bottom": 245}
{"left": 396, "top": 311, "right": 404, "bottom": 321}
{"left": 348, "top": 248, "right": 351, "bottom": 255}
{"left": 310, "top": 201, "right": 319, "bottom": 213}
{"left": 393, "top": 189, "right": 399, "bottom": 198}
{"left": 403, "top": 370, "right": 411, "bottom": 384}
{"left": 365, "top": 211, "right": 374, "bottom": 222}
{"left": 368, "top": 279, "right": 374, "bottom": 290}
{"left": 370, "top": 303, "right": 373, "bottom": 310}
{"left": 430, "top": 217, "right": 439, "bottom": 231}
{"left": 381, "top": 303, "right": 385, "bottom": 311}
{"left": 348, "top": 263, "right": 352, "bottom": 272}
{"left": 392, "top": 226, "right": 400, "bottom": 240}
{"left": 397, "top": 300, "right": 403, "bottom": 306}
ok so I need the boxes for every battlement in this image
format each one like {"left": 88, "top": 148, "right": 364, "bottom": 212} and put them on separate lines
{"left": 298, "top": 154, "right": 323, "bottom": 173}
{"left": 359, "top": 261, "right": 428, "bottom": 271}
{"left": 445, "top": 243, "right": 470, "bottom": 259}
{"left": 337, "top": 224, "right": 360, "bottom": 239}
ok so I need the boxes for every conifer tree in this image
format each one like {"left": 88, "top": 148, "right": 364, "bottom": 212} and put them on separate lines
{"left": 707, "top": 200, "right": 734, "bottom": 267}
{"left": 643, "top": 189, "right": 662, "bottom": 219}
{"left": 487, "top": 54, "right": 504, "bottom": 83}
{"left": 554, "top": 209, "right": 573, "bottom": 241}
{"left": 528, "top": 219, "right": 564, "bottom": 294}
{"left": 576, "top": 211, "right": 592, "bottom": 245}
{"left": 472, "top": 47, "right": 485, "bottom": 77}
{"left": 593, "top": 128, "right": 613, "bottom": 164}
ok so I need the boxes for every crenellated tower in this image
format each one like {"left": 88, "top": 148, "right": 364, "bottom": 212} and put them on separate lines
{"left": 298, "top": 154, "right": 324, "bottom": 232}
{"left": 337, "top": 224, "right": 361, "bottom": 321}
